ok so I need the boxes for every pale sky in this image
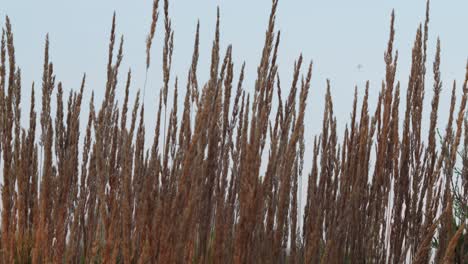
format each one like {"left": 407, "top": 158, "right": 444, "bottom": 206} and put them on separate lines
{"left": 2, "top": 0, "right": 467, "bottom": 129}
{"left": 1, "top": 0, "right": 467, "bottom": 188}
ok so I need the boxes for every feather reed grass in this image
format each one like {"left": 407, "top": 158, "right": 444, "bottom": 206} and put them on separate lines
{"left": 0, "top": 0, "right": 466, "bottom": 263}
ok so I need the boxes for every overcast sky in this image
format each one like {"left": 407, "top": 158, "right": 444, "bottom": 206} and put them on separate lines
{"left": 1, "top": 1, "right": 467, "bottom": 201}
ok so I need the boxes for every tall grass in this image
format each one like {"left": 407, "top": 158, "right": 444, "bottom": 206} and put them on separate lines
{"left": 0, "top": 0, "right": 466, "bottom": 263}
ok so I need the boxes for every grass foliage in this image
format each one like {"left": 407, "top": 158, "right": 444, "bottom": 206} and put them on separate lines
{"left": 0, "top": 0, "right": 466, "bottom": 263}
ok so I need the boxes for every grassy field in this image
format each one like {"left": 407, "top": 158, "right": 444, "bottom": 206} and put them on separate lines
{"left": 0, "top": 0, "right": 466, "bottom": 263}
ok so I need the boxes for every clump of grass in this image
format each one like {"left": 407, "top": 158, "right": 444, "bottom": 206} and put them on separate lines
{"left": 0, "top": 0, "right": 466, "bottom": 263}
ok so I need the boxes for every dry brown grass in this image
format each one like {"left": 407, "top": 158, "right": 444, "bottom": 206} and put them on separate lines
{"left": 0, "top": 0, "right": 466, "bottom": 263}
